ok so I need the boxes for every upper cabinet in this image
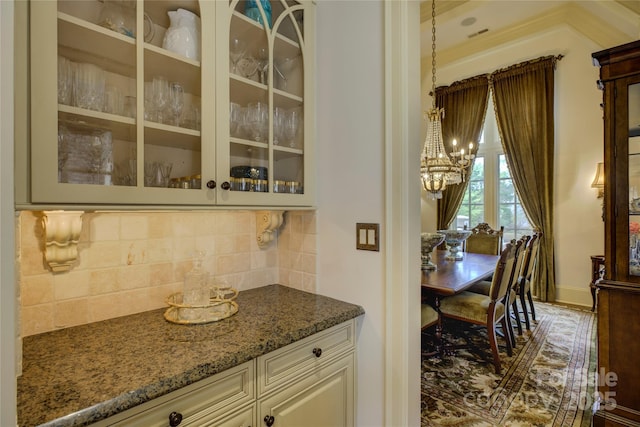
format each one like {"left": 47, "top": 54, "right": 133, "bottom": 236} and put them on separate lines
{"left": 26, "top": 0, "right": 315, "bottom": 208}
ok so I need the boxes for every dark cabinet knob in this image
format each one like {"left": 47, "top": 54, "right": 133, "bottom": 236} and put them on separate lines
{"left": 169, "top": 411, "right": 183, "bottom": 426}
{"left": 312, "top": 347, "right": 322, "bottom": 357}
{"left": 221, "top": 181, "right": 231, "bottom": 190}
{"left": 264, "top": 415, "right": 275, "bottom": 426}
{"left": 206, "top": 180, "right": 216, "bottom": 189}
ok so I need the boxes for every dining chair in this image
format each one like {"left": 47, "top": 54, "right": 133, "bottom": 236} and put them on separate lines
{"left": 464, "top": 222, "right": 504, "bottom": 255}
{"left": 466, "top": 236, "right": 529, "bottom": 344}
{"left": 438, "top": 240, "right": 520, "bottom": 374}
{"left": 421, "top": 304, "right": 439, "bottom": 356}
{"left": 514, "top": 231, "right": 542, "bottom": 331}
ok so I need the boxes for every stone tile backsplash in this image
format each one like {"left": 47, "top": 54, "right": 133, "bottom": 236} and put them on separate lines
{"left": 17, "top": 210, "right": 317, "bottom": 337}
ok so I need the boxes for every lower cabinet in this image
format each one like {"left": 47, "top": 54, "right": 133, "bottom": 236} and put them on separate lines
{"left": 92, "top": 320, "right": 356, "bottom": 426}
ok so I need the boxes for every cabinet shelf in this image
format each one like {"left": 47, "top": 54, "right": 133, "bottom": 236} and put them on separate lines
{"left": 144, "top": 44, "right": 201, "bottom": 95}
{"left": 59, "top": 105, "right": 136, "bottom": 142}
{"left": 58, "top": 12, "right": 136, "bottom": 78}
{"left": 145, "top": 122, "right": 201, "bottom": 151}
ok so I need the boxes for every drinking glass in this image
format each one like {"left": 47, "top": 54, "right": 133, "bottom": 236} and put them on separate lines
{"left": 256, "top": 48, "right": 269, "bottom": 85}
{"left": 230, "top": 102, "right": 241, "bottom": 137}
{"left": 168, "top": 82, "right": 184, "bottom": 126}
{"left": 273, "top": 107, "right": 286, "bottom": 145}
{"left": 284, "top": 108, "right": 301, "bottom": 148}
{"left": 74, "top": 63, "right": 106, "bottom": 111}
{"left": 237, "top": 55, "right": 259, "bottom": 80}
{"left": 229, "top": 37, "right": 247, "bottom": 74}
{"left": 247, "top": 101, "right": 268, "bottom": 142}
{"left": 152, "top": 76, "right": 169, "bottom": 124}
{"left": 57, "top": 56, "right": 73, "bottom": 105}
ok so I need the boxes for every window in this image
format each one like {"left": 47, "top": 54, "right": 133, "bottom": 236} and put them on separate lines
{"left": 455, "top": 95, "right": 533, "bottom": 243}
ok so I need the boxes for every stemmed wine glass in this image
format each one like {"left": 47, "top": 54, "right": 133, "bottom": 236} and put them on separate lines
{"left": 284, "top": 108, "right": 301, "bottom": 148}
{"left": 168, "top": 82, "right": 184, "bottom": 127}
{"left": 247, "top": 101, "right": 268, "bottom": 142}
{"left": 152, "top": 76, "right": 169, "bottom": 124}
{"left": 229, "top": 37, "right": 247, "bottom": 74}
{"left": 256, "top": 47, "right": 269, "bottom": 85}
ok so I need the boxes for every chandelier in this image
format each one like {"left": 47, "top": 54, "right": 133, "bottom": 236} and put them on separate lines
{"left": 420, "top": 0, "right": 474, "bottom": 199}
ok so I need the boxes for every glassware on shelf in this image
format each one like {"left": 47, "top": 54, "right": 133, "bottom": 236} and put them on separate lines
{"left": 230, "top": 102, "right": 241, "bottom": 137}
{"left": 58, "top": 123, "right": 113, "bottom": 185}
{"left": 151, "top": 76, "right": 169, "bottom": 124}
{"left": 274, "top": 56, "right": 301, "bottom": 91}
{"left": 237, "top": 55, "right": 259, "bottom": 80}
{"left": 144, "top": 161, "right": 173, "bottom": 187}
{"left": 229, "top": 37, "right": 247, "bottom": 74}
{"left": 284, "top": 107, "right": 302, "bottom": 148}
{"left": 273, "top": 106, "right": 286, "bottom": 145}
{"left": 247, "top": 101, "right": 268, "bottom": 142}
{"left": 168, "top": 82, "right": 184, "bottom": 126}
{"left": 104, "top": 85, "right": 124, "bottom": 115}
{"left": 97, "top": 0, "right": 136, "bottom": 38}
{"left": 256, "top": 48, "right": 269, "bottom": 85}
{"left": 124, "top": 95, "right": 136, "bottom": 118}
{"left": 57, "top": 56, "right": 73, "bottom": 106}
{"left": 74, "top": 63, "right": 106, "bottom": 112}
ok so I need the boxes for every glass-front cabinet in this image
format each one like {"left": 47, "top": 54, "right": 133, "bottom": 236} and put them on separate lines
{"left": 28, "top": 0, "right": 314, "bottom": 207}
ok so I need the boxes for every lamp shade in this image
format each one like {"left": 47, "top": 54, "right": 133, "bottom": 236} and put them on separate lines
{"left": 591, "top": 162, "right": 605, "bottom": 189}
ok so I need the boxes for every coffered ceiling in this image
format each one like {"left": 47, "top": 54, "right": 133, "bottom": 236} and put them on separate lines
{"left": 420, "top": 0, "right": 640, "bottom": 66}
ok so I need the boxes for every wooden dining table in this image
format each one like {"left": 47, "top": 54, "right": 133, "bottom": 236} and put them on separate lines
{"left": 421, "top": 250, "right": 500, "bottom": 296}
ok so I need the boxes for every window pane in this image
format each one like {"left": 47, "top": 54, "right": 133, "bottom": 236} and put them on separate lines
{"left": 499, "top": 178, "right": 514, "bottom": 203}
{"left": 455, "top": 157, "right": 484, "bottom": 230}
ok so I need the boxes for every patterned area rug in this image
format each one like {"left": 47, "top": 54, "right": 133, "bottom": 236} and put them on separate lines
{"left": 421, "top": 302, "right": 597, "bottom": 426}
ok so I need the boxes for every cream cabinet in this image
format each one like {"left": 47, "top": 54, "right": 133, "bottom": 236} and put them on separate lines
{"left": 91, "top": 320, "right": 356, "bottom": 427}
{"left": 92, "top": 361, "right": 255, "bottom": 427}
{"left": 26, "top": 0, "right": 314, "bottom": 208}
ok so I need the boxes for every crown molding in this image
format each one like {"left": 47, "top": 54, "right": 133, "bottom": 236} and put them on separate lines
{"left": 421, "top": 2, "right": 635, "bottom": 72}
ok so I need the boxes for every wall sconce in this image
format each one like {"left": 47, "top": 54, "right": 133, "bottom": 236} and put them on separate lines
{"left": 591, "top": 162, "right": 605, "bottom": 198}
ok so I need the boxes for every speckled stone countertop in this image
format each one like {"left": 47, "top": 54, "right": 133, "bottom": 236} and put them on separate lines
{"left": 17, "top": 285, "right": 365, "bottom": 427}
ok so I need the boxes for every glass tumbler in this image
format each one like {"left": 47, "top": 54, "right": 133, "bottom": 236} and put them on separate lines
{"left": 74, "top": 63, "right": 106, "bottom": 111}
{"left": 57, "top": 56, "right": 73, "bottom": 105}
{"left": 247, "top": 101, "right": 268, "bottom": 142}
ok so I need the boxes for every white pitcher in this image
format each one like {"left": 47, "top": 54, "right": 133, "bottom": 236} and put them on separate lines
{"left": 162, "top": 8, "right": 201, "bottom": 61}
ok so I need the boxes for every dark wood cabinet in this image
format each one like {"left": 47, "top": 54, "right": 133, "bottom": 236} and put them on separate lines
{"left": 592, "top": 40, "right": 640, "bottom": 427}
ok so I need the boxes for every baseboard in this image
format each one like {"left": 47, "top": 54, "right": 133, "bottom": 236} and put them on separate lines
{"left": 553, "top": 285, "right": 593, "bottom": 309}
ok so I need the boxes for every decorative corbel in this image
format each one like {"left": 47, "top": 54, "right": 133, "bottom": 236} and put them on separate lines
{"left": 256, "top": 210, "right": 284, "bottom": 248}
{"left": 42, "top": 210, "right": 84, "bottom": 272}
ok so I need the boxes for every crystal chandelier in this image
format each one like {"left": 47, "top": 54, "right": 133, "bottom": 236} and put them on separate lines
{"left": 420, "top": 0, "right": 474, "bottom": 199}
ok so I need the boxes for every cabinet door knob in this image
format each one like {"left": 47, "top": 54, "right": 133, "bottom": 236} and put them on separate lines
{"left": 264, "top": 415, "right": 275, "bottom": 426}
{"left": 169, "top": 411, "right": 183, "bottom": 426}
{"left": 312, "top": 347, "right": 322, "bottom": 357}
{"left": 206, "top": 180, "right": 216, "bottom": 189}
{"left": 221, "top": 181, "right": 231, "bottom": 190}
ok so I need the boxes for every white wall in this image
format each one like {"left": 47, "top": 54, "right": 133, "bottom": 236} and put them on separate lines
{"left": 421, "top": 25, "right": 608, "bottom": 307}
{"left": 316, "top": 2, "right": 386, "bottom": 425}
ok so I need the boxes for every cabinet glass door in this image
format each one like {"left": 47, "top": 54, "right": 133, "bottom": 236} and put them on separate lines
{"left": 31, "top": 0, "right": 208, "bottom": 205}
{"left": 628, "top": 82, "right": 640, "bottom": 276}
{"left": 219, "top": 0, "right": 311, "bottom": 205}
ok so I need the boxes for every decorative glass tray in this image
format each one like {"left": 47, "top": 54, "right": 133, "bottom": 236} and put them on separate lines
{"left": 164, "top": 287, "right": 239, "bottom": 325}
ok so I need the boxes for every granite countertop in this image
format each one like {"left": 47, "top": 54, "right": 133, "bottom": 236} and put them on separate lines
{"left": 17, "top": 285, "right": 365, "bottom": 427}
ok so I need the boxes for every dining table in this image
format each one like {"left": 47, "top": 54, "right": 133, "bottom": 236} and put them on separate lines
{"left": 421, "top": 250, "right": 500, "bottom": 354}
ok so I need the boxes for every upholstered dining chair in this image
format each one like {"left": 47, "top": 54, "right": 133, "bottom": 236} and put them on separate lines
{"left": 467, "top": 236, "right": 529, "bottom": 344}
{"left": 421, "top": 304, "right": 439, "bottom": 356}
{"left": 438, "top": 240, "right": 520, "bottom": 374}
{"left": 465, "top": 222, "right": 505, "bottom": 255}
{"left": 514, "top": 231, "right": 542, "bottom": 331}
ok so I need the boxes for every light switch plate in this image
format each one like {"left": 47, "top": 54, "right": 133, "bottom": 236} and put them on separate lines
{"left": 356, "top": 223, "right": 380, "bottom": 251}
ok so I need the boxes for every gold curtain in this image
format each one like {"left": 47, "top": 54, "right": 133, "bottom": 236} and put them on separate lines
{"left": 435, "top": 75, "right": 490, "bottom": 234}
{"left": 490, "top": 55, "right": 561, "bottom": 302}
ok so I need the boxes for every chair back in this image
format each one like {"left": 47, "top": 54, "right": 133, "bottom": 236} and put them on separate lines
{"left": 510, "top": 235, "right": 530, "bottom": 292}
{"left": 520, "top": 231, "right": 542, "bottom": 284}
{"left": 465, "top": 223, "right": 504, "bottom": 255}
{"left": 488, "top": 240, "right": 520, "bottom": 302}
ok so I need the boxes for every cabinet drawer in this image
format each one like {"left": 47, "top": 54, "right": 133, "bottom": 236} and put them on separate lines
{"left": 98, "top": 361, "right": 255, "bottom": 426}
{"left": 257, "top": 320, "right": 356, "bottom": 395}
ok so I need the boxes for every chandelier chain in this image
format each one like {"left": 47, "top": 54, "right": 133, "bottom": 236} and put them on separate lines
{"left": 431, "top": 0, "right": 436, "bottom": 108}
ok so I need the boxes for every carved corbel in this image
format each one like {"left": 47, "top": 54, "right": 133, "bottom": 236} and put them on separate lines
{"left": 256, "top": 210, "right": 284, "bottom": 248}
{"left": 41, "top": 210, "right": 84, "bottom": 272}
